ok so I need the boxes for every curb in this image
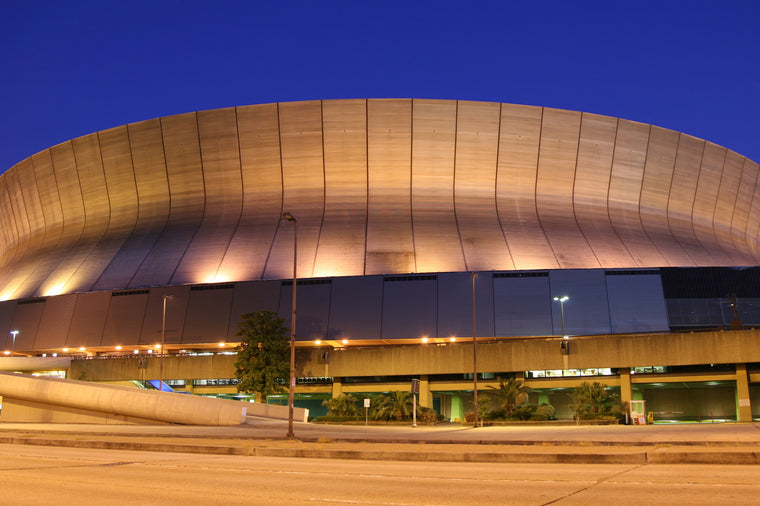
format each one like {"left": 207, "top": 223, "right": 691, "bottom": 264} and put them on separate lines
{"left": 1, "top": 435, "right": 757, "bottom": 465}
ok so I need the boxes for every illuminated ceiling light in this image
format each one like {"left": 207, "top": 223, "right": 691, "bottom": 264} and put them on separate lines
{"left": 147, "top": 349, "right": 153, "bottom": 354}
{"left": 218, "top": 342, "right": 226, "bottom": 347}
{"left": 133, "top": 349, "right": 139, "bottom": 354}
{"left": 115, "top": 345, "right": 122, "bottom": 351}
{"left": 315, "top": 339, "right": 322, "bottom": 345}
{"left": 62, "top": 348, "right": 69, "bottom": 352}
{"left": 421, "top": 337, "right": 429, "bottom": 343}
{"left": 449, "top": 337, "right": 456, "bottom": 342}
{"left": 341, "top": 339, "right": 349, "bottom": 345}
{"left": 3, "top": 351, "right": 9, "bottom": 355}
{"left": 154, "top": 343, "right": 161, "bottom": 349}
{"left": 78, "top": 347, "right": 86, "bottom": 352}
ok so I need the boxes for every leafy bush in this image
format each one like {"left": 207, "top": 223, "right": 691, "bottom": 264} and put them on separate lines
{"left": 513, "top": 404, "right": 537, "bottom": 421}
{"left": 486, "top": 408, "right": 507, "bottom": 420}
{"left": 572, "top": 381, "right": 623, "bottom": 420}
{"left": 417, "top": 406, "right": 440, "bottom": 424}
{"left": 531, "top": 403, "right": 555, "bottom": 421}
{"left": 322, "top": 393, "right": 361, "bottom": 417}
{"left": 465, "top": 394, "right": 492, "bottom": 422}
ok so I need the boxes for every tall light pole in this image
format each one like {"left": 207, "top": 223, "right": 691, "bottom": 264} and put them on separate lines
{"left": 160, "top": 294, "right": 171, "bottom": 390}
{"left": 553, "top": 296, "right": 569, "bottom": 336}
{"left": 9, "top": 330, "right": 19, "bottom": 356}
{"left": 283, "top": 211, "right": 297, "bottom": 439}
{"left": 471, "top": 272, "right": 478, "bottom": 428}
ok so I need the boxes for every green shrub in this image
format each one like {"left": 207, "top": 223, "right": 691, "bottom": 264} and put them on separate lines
{"left": 513, "top": 404, "right": 537, "bottom": 421}
{"left": 572, "top": 382, "right": 624, "bottom": 420}
{"left": 417, "top": 406, "right": 440, "bottom": 424}
{"left": 322, "top": 393, "right": 361, "bottom": 417}
{"left": 465, "top": 394, "right": 492, "bottom": 422}
{"left": 486, "top": 408, "right": 507, "bottom": 420}
{"left": 531, "top": 403, "right": 555, "bottom": 421}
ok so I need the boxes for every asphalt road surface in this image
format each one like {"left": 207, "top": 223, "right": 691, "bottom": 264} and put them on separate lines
{"left": 0, "top": 444, "right": 758, "bottom": 505}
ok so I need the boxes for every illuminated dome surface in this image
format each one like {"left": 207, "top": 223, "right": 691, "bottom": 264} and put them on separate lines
{"left": 1, "top": 99, "right": 758, "bottom": 301}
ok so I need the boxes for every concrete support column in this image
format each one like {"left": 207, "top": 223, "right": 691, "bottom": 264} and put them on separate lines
{"left": 735, "top": 363, "right": 753, "bottom": 422}
{"left": 184, "top": 380, "right": 194, "bottom": 394}
{"left": 620, "top": 368, "right": 633, "bottom": 407}
{"left": 419, "top": 375, "right": 431, "bottom": 408}
{"left": 332, "top": 378, "right": 343, "bottom": 398}
{"left": 451, "top": 395, "right": 463, "bottom": 422}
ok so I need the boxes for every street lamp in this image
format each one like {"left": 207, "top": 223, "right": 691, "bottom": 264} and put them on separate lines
{"left": 9, "top": 330, "right": 19, "bottom": 356}
{"left": 283, "top": 211, "right": 297, "bottom": 439}
{"left": 159, "top": 294, "right": 172, "bottom": 390}
{"left": 553, "top": 296, "right": 569, "bottom": 336}
{"left": 471, "top": 272, "right": 478, "bottom": 428}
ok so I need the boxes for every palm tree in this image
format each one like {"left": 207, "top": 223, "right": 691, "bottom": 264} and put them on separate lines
{"left": 487, "top": 376, "right": 531, "bottom": 418}
{"left": 373, "top": 391, "right": 414, "bottom": 421}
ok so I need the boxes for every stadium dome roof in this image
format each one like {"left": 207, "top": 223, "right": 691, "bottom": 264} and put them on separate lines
{"left": 1, "top": 99, "right": 758, "bottom": 301}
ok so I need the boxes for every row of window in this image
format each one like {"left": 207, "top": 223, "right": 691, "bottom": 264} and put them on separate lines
{"left": 180, "top": 363, "right": 736, "bottom": 388}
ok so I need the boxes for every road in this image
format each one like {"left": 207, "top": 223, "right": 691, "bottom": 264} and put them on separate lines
{"left": 0, "top": 444, "right": 758, "bottom": 505}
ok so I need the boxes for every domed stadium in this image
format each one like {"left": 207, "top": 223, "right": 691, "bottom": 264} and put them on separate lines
{"left": 1, "top": 99, "right": 759, "bottom": 422}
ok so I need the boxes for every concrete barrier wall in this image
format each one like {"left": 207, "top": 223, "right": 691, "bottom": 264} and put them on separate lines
{"left": 0, "top": 372, "right": 245, "bottom": 425}
{"left": 69, "top": 330, "right": 760, "bottom": 383}
{"left": 0, "top": 357, "right": 72, "bottom": 373}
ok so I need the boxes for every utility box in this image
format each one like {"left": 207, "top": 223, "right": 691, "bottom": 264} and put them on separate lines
{"left": 629, "top": 399, "right": 647, "bottom": 424}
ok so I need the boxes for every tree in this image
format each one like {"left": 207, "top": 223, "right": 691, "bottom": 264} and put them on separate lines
{"left": 234, "top": 311, "right": 290, "bottom": 401}
{"left": 465, "top": 394, "right": 492, "bottom": 423}
{"left": 572, "top": 381, "right": 621, "bottom": 420}
{"left": 487, "top": 376, "right": 531, "bottom": 418}
{"left": 373, "top": 391, "right": 414, "bottom": 421}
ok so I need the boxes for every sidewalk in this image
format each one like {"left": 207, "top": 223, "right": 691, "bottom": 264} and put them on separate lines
{"left": 0, "top": 419, "right": 758, "bottom": 465}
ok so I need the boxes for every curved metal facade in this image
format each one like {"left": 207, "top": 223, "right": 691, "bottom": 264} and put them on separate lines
{"left": 1, "top": 99, "right": 758, "bottom": 301}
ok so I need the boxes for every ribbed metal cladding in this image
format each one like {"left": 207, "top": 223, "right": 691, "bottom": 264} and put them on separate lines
{"left": 0, "top": 99, "right": 758, "bottom": 301}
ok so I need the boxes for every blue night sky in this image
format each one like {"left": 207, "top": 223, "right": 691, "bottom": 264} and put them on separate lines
{"left": 1, "top": 1, "right": 758, "bottom": 173}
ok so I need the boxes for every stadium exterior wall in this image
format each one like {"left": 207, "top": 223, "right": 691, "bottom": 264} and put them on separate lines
{"left": 1, "top": 99, "right": 758, "bottom": 305}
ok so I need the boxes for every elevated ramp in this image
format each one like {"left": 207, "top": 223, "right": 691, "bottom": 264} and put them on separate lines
{"left": 0, "top": 372, "right": 246, "bottom": 425}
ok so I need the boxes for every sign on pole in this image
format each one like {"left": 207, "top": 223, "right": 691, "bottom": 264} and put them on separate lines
{"left": 411, "top": 379, "right": 420, "bottom": 427}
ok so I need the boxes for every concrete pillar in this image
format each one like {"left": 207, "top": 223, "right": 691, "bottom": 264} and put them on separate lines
{"left": 620, "top": 368, "right": 633, "bottom": 407}
{"left": 451, "top": 395, "right": 463, "bottom": 422}
{"left": 735, "top": 363, "right": 753, "bottom": 422}
{"left": 419, "top": 375, "right": 431, "bottom": 408}
{"left": 332, "top": 378, "right": 343, "bottom": 398}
